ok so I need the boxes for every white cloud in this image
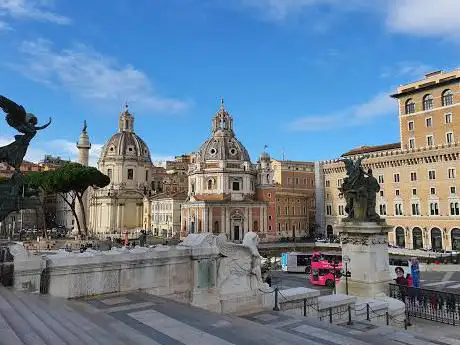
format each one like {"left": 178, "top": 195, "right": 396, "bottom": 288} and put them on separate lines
{"left": 386, "top": 0, "right": 460, "bottom": 39}
{"left": 287, "top": 91, "right": 395, "bottom": 131}
{"left": 380, "top": 61, "right": 433, "bottom": 79}
{"left": 0, "top": 0, "right": 70, "bottom": 25}
{"left": 13, "top": 38, "right": 189, "bottom": 113}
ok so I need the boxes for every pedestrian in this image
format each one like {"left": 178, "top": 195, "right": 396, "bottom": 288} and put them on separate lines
{"left": 265, "top": 274, "right": 272, "bottom": 287}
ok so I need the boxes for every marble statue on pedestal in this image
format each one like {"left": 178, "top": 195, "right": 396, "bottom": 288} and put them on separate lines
{"left": 216, "top": 232, "right": 266, "bottom": 293}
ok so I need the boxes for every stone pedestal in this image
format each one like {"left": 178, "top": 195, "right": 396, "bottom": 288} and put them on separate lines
{"left": 336, "top": 222, "right": 393, "bottom": 297}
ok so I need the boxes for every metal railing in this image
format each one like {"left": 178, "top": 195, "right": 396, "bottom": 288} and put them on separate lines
{"left": 389, "top": 283, "right": 460, "bottom": 325}
{"left": 271, "top": 287, "right": 408, "bottom": 328}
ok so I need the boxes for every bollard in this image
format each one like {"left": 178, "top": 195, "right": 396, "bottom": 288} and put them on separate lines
{"left": 303, "top": 298, "right": 307, "bottom": 317}
{"left": 329, "top": 307, "right": 333, "bottom": 324}
{"left": 366, "top": 303, "right": 370, "bottom": 321}
{"left": 347, "top": 305, "right": 353, "bottom": 325}
{"left": 386, "top": 312, "right": 389, "bottom": 326}
{"left": 273, "top": 287, "right": 280, "bottom": 311}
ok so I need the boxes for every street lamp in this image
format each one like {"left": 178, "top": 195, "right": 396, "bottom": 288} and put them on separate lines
{"left": 343, "top": 255, "right": 351, "bottom": 295}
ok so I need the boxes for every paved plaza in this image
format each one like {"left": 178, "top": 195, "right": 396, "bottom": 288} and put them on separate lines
{"left": 1, "top": 286, "right": 460, "bottom": 345}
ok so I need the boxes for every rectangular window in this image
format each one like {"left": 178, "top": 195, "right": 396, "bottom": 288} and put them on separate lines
{"left": 425, "top": 117, "right": 432, "bottom": 127}
{"left": 445, "top": 113, "right": 453, "bottom": 124}
{"left": 428, "top": 170, "right": 436, "bottom": 180}
{"left": 380, "top": 190, "right": 384, "bottom": 197}
{"left": 325, "top": 180, "right": 330, "bottom": 187}
{"left": 285, "top": 207, "right": 289, "bottom": 215}
{"left": 379, "top": 204, "right": 387, "bottom": 216}
{"left": 408, "top": 121, "right": 414, "bottom": 131}
{"left": 448, "top": 168, "right": 456, "bottom": 179}
{"left": 395, "top": 189, "right": 400, "bottom": 196}
{"left": 412, "top": 188, "right": 417, "bottom": 196}
{"left": 409, "top": 138, "right": 415, "bottom": 149}
{"left": 338, "top": 205, "right": 344, "bottom": 216}
{"left": 107, "top": 168, "right": 113, "bottom": 180}
{"left": 446, "top": 132, "right": 454, "bottom": 144}
{"left": 326, "top": 205, "right": 332, "bottom": 216}
{"left": 427, "top": 135, "right": 434, "bottom": 146}
{"left": 337, "top": 178, "right": 343, "bottom": 187}
{"left": 378, "top": 175, "right": 384, "bottom": 183}
{"left": 430, "top": 187, "right": 436, "bottom": 195}
{"left": 232, "top": 181, "right": 240, "bottom": 191}
{"left": 410, "top": 172, "right": 417, "bottom": 181}
{"left": 411, "top": 203, "right": 420, "bottom": 216}
{"left": 394, "top": 173, "right": 400, "bottom": 183}
{"left": 127, "top": 168, "right": 134, "bottom": 180}
{"left": 451, "top": 186, "right": 456, "bottom": 194}
{"left": 395, "top": 203, "right": 403, "bottom": 216}
{"left": 430, "top": 202, "right": 439, "bottom": 216}
{"left": 450, "top": 202, "right": 460, "bottom": 216}
{"left": 145, "top": 170, "right": 149, "bottom": 182}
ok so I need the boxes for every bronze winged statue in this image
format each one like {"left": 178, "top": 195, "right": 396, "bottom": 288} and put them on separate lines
{"left": 0, "top": 95, "right": 51, "bottom": 222}
{"left": 0, "top": 95, "right": 51, "bottom": 171}
{"left": 338, "top": 154, "right": 381, "bottom": 222}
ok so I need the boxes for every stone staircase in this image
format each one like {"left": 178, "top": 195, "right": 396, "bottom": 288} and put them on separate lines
{"left": 0, "top": 286, "right": 460, "bottom": 345}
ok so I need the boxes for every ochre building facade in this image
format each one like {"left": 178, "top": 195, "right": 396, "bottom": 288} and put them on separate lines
{"left": 319, "top": 69, "right": 460, "bottom": 251}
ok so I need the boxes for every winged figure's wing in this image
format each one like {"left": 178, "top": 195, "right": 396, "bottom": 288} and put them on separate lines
{"left": 339, "top": 158, "right": 354, "bottom": 174}
{"left": 217, "top": 239, "right": 251, "bottom": 260}
{"left": 0, "top": 96, "right": 27, "bottom": 127}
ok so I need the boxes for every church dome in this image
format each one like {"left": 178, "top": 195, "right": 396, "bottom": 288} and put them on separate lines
{"left": 99, "top": 105, "right": 152, "bottom": 165}
{"left": 195, "top": 99, "right": 251, "bottom": 163}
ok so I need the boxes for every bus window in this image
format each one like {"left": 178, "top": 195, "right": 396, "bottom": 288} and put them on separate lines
{"left": 297, "top": 255, "right": 310, "bottom": 266}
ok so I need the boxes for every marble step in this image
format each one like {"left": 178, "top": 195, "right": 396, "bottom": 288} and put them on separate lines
{"left": 32, "top": 294, "right": 128, "bottom": 345}
{"left": 0, "top": 302, "right": 25, "bottom": 345}
{"left": 1, "top": 288, "right": 68, "bottom": 345}
{"left": 10, "top": 288, "right": 95, "bottom": 345}
{"left": 0, "top": 291, "right": 47, "bottom": 345}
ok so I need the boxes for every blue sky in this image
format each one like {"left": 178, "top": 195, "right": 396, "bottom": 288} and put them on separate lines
{"left": 0, "top": 0, "right": 459, "bottom": 166}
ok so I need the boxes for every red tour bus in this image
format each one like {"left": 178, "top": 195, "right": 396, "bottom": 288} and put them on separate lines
{"left": 309, "top": 252, "right": 342, "bottom": 288}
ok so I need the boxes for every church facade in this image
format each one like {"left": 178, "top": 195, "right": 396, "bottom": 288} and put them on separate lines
{"left": 180, "top": 100, "right": 274, "bottom": 241}
{"left": 88, "top": 106, "right": 153, "bottom": 234}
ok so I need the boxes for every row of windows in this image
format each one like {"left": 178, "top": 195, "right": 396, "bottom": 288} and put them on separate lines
{"left": 286, "top": 177, "right": 314, "bottom": 187}
{"left": 328, "top": 168, "right": 457, "bottom": 187}
{"left": 408, "top": 132, "right": 455, "bottom": 149}
{"left": 277, "top": 206, "right": 308, "bottom": 216}
{"left": 405, "top": 89, "right": 454, "bottom": 114}
{"left": 408, "top": 112, "right": 453, "bottom": 131}
{"left": 327, "top": 202, "right": 460, "bottom": 216}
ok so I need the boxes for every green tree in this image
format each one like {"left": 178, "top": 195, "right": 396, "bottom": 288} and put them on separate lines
{"left": 25, "top": 163, "right": 110, "bottom": 237}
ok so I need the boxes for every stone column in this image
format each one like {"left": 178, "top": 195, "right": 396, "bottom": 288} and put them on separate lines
{"left": 336, "top": 221, "right": 393, "bottom": 297}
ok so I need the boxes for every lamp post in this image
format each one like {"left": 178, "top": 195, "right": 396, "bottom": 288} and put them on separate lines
{"left": 343, "top": 255, "right": 351, "bottom": 295}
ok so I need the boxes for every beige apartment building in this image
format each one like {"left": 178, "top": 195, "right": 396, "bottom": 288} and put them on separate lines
{"left": 319, "top": 69, "right": 460, "bottom": 251}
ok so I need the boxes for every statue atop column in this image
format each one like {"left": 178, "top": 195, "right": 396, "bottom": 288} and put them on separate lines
{"left": 0, "top": 95, "right": 51, "bottom": 221}
{"left": 338, "top": 155, "right": 381, "bottom": 222}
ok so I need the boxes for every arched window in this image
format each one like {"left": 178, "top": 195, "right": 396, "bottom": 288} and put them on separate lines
{"left": 423, "top": 94, "right": 434, "bottom": 110}
{"left": 405, "top": 98, "right": 415, "bottom": 114}
{"left": 452, "top": 228, "right": 460, "bottom": 251}
{"left": 395, "top": 227, "right": 405, "bottom": 248}
{"left": 253, "top": 220, "right": 259, "bottom": 232}
{"left": 442, "top": 89, "right": 454, "bottom": 106}
{"left": 431, "top": 228, "right": 442, "bottom": 251}
{"left": 412, "top": 227, "right": 423, "bottom": 249}
{"left": 207, "top": 179, "right": 213, "bottom": 190}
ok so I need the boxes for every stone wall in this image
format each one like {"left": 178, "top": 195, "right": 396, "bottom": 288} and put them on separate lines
{"left": 43, "top": 246, "right": 197, "bottom": 300}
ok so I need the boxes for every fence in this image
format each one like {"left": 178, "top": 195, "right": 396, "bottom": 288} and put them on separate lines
{"left": 389, "top": 283, "right": 460, "bottom": 326}
{"left": 272, "top": 288, "right": 408, "bottom": 329}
